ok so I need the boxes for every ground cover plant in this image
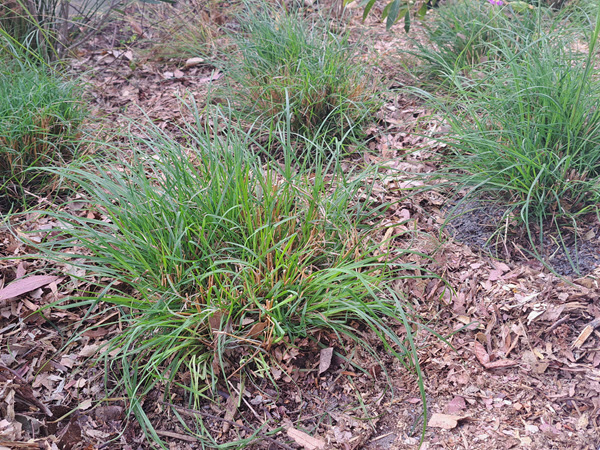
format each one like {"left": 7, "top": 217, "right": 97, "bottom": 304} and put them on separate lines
{"left": 406, "top": 0, "right": 568, "bottom": 91}
{"left": 408, "top": 0, "right": 512, "bottom": 89}
{"left": 414, "top": 0, "right": 600, "bottom": 273}
{"left": 224, "top": 6, "right": 379, "bottom": 147}
{"left": 0, "top": 55, "right": 84, "bottom": 210}
{"left": 140, "top": 0, "right": 221, "bottom": 61}
{"left": 35, "top": 105, "right": 432, "bottom": 446}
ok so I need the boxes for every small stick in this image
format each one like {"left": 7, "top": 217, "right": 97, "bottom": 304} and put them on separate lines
{"left": 159, "top": 401, "right": 295, "bottom": 450}
{"left": 545, "top": 315, "right": 570, "bottom": 334}
{"left": 368, "top": 431, "right": 395, "bottom": 443}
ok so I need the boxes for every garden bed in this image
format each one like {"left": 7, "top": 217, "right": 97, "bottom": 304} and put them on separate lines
{"left": 1, "top": 0, "right": 600, "bottom": 448}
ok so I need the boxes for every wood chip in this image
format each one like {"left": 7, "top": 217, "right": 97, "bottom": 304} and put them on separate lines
{"left": 572, "top": 318, "right": 600, "bottom": 349}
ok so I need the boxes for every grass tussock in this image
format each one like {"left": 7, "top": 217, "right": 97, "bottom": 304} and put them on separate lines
{"left": 143, "top": 0, "right": 222, "bottom": 61}
{"left": 408, "top": 0, "right": 567, "bottom": 91}
{"left": 225, "top": 7, "right": 380, "bottom": 145}
{"left": 0, "top": 57, "right": 84, "bottom": 207}
{"left": 446, "top": 41, "right": 600, "bottom": 219}
{"left": 411, "top": 0, "right": 600, "bottom": 273}
{"left": 36, "top": 105, "right": 429, "bottom": 445}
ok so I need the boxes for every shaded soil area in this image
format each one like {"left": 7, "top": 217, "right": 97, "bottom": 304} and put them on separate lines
{"left": 1, "top": 2, "right": 600, "bottom": 449}
{"left": 444, "top": 201, "right": 600, "bottom": 277}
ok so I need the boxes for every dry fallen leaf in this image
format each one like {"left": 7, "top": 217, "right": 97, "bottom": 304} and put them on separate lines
{"left": 127, "top": 17, "right": 145, "bottom": 36}
{"left": 222, "top": 393, "right": 237, "bottom": 433}
{"left": 287, "top": 427, "right": 326, "bottom": 449}
{"left": 484, "top": 359, "right": 518, "bottom": 369}
{"left": 319, "top": 347, "right": 333, "bottom": 374}
{"left": 0, "top": 418, "right": 21, "bottom": 441}
{"left": 488, "top": 269, "right": 504, "bottom": 282}
{"left": 428, "top": 413, "right": 468, "bottom": 430}
{"left": 491, "top": 261, "right": 511, "bottom": 272}
{"left": 576, "top": 412, "right": 589, "bottom": 430}
{"left": 446, "top": 396, "right": 466, "bottom": 415}
{"left": 198, "top": 71, "right": 223, "bottom": 84}
{"left": 78, "top": 344, "right": 99, "bottom": 359}
{"left": 473, "top": 341, "right": 490, "bottom": 365}
{"left": 246, "top": 321, "right": 267, "bottom": 338}
{"left": 0, "top": 275, "right": 59, "bottom": 301}
{"left": 79, "top": 399, "right": 93, "bottom": 410}
{"left": 185, "top": 57, "right": 205, "bottom": 68}
{"left": 473, "top": 341, "right": 517, "bottom": 369}
{"left": 208, "top": 312, "right": 223, "bottom": 333}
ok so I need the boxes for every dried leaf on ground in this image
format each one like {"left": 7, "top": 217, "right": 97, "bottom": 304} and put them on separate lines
{"left": 428, "top": 413, "right": 468, "bottom": 430}
{"left": 0, "top": 276, "right": 59, "bottom": 301}
{"left": 222, "top": 393, "right": 238, "bottom": 433}
{"left": 473, "top": 341, "right": 517, "bottom": 369}
{"left": 319, "top": 347, "right": 333, "bottom": 374}
{"left": 446, "top": 396, "right": 466, "bottom": 414}
{"left": 287, "top": 427, "right": 326, "bottom": 449}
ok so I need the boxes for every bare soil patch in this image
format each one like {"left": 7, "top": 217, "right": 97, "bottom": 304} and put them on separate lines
{"left": 445, "top": 201, "right": 600, "bottom": 277}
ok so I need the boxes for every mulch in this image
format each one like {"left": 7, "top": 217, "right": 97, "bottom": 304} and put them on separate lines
{"left": 1, "top": 1, "right": 599, "bottom": 448}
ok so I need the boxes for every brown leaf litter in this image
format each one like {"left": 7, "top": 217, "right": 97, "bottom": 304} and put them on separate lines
{"left": 1, "top": 1, "right": 600, "bottom": 448}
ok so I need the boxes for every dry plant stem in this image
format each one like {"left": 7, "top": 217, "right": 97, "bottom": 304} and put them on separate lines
{"left": 159, "top": 401, "right": 295, "bottom": 450}
{"left": 227, "top": 379, "right": 262, "bottom": 422}
{"left": 544, "top": 314, "right": 570, "bottom": 334}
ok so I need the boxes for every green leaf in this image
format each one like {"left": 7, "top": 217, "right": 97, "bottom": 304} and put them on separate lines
{"left": 386, "top": 0, "right": 401, "bottom": 29}
{"left": 417, "top": 1, "right": 429, "bottom": 19}
{"left": 362, "top": 0, "right": 378, "bottom": 20}
{"left": 381, "top": 1, "right": 392, "bottom": 20}
{"left": 404, "top": 8, "right": 411, "bottom": 33}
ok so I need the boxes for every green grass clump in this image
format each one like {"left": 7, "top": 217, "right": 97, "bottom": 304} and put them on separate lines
{"left": 430, "top": 10, "right": 600, "bottom": 272}
{"left": 39, "top": 106, "right": 427, "bottom": 445}
{"left": 0, "top": 58, "right": 84, "bottom": 207}
{"left": 143, "top": 1, "right": 219, "bottom": 61}
{"left": 0, "top": 0, "right": 61, "bottom": 62}
{"left": 409, "top": 0, "right": 553, "bottom": 91}
{"left": 225, "top": 8, "right": 379, "bottom": 146}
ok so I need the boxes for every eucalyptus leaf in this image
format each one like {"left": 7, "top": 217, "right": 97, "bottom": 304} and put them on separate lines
{"left": 386, "top": 0, "right": 401, "bottom": 29}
